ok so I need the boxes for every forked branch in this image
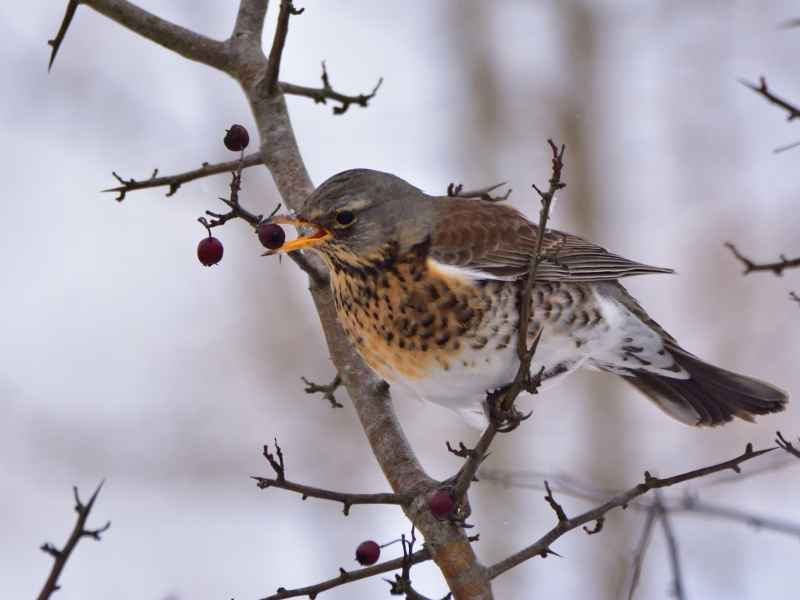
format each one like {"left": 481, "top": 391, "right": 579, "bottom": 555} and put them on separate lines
{"left": 38, "top": 482, "right": 110, "bottom": 600}
{"left": 485, "top": 444, "right": 774, "bottom": 580}
{"left": 724, "top": 242, "right": 800, "bottom": 276}
{"left": 254, "top": 441, "right": 411, "bottom": 515}
{"left": 280, "top": 62, "right": 383, "bottom": 115}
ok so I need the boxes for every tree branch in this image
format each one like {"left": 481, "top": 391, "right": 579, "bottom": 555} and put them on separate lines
{"left": 255, "top": 442, "right": 410, "bottom": 515}
{"left": 232, "top": 0, "right": 269, "bottom": 39}
{"left": 656, "top": 495, "right": 686, "bottom": 600}
{"left": 260, "top": 548, "right": 432, "bottom": 600}
{"left": 740, "top": 77, "right": 800, "bottom": 121}
{"left": 102, "top": 152, "right": 263, "bottom": 200}
{"left": 485, "top": 444, "right": 774, "bottom": 580}
{"left": 279, "top": 62, "right": 383, "bottom": 115}
{"left": 452, "top": 140, "right": 565, "bottom": 506}
{"left": 79, "top": 0, "right": 230, "bottom": 71}
{"left": 38, "top": 482, "right": 110, "bottom": 600}
{"left": 265, "top": 0, "right": 304, "bottom": 95}
{"left": 724, "top": 242, "right": 800, "bottom": 276}
{"left": 776, "top": 431, "right": 800, "bottom": 460}
{"left": 619, "top": 503, "right": 658, "bottom": 600}
{"left": 254, "top": 475, "right": 410, "bottom": 515}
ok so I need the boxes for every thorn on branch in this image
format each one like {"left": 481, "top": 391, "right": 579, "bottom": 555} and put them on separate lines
{"left": 543, "top": 481, "right": 568, "bottom": 523}
{"left": 301, "top": 374, "right": 344, "bottom": 408}
{"left": 48, "top": 0, "right": 79, "bottom": 72}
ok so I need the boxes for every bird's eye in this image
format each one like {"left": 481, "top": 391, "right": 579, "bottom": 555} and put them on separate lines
{"left": 334, "top": 209, "right": 356, "bottom": 227}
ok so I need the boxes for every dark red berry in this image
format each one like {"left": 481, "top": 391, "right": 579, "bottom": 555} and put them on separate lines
{"left": 197, "top": 236, "right": 224, "bottom": 266}
{"left": 223, "top": 124, "right": 250, "bottom": 151}
{"left": 355, "top": 540, "right": 380, "bottom": 566}
{"left": 428, "top": 490, "right": 456, "bottom": 517}
{"left": 258, "top": 222, "right": 286, "bottom": 250}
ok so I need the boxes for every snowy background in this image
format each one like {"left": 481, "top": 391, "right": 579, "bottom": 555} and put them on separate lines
{"left": 1, "top": 1, "right": 799, "bottom": 599}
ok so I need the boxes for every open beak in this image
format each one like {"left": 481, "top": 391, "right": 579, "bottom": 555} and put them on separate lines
{"left": 263, "top": 214, "right": 330, "bottom": 254}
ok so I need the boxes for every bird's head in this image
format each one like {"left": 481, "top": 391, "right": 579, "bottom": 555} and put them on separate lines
{"left": 266, "top": 169, "right": 443, "bottom": 260}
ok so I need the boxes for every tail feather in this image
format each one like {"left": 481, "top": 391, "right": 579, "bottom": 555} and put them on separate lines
{"left": 614, "top": 344, "right": 788, "bottom": 427}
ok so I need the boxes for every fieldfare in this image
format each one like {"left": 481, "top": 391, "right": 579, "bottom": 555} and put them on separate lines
{"left": 267, "top": 169, "right": 788, "bottom": 429}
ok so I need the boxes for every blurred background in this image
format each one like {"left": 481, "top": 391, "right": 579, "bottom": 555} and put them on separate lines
{"left": 1, "top": 1, "right": 799, "bottom": 598}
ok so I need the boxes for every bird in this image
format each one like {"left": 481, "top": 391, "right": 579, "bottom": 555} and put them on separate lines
{"left": 266, "top": 168, "right": 788, "bottom": 429}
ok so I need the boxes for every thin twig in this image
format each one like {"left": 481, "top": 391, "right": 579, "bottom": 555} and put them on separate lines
{"left": 301, "top": 374, "right": 344, "bottom": 408}
{"left": 739, "top": 77, "right": 800, "bottom": 121}
{"left": 265, "top": 0, "right": 304, "bottom": 95}
{"left": 481, "top": 467, "right": 800, "bottom": 538}
{"left": 619, "top": 503, "right": 658, "bottom": 600}
{"left": 38, "top": 482, "right": 110, "bottom": 600}
{"left": 48, "top": 0, "right": 79, "bottom": 71}
{"left": 724, "top": 242, "right": 800, "bottom": 276}
{"left": 484, "top": 444, "right": 774, "bottom": 580}
{"left": 260, "top": 548, "right": 432, "bottom": 600}
{"left": 776, "top": 431, "right": 800, "bottom": 460}
{"left": 657, "top": 495, "right": 685, "bottom": 600}
{"left": 790, "top": 291, "right": 800, "bottom": 305}
{"left": 103, "top": 152, "right": 263, "bottom": 200}
{"left": 280, "top": 62, "right": 382, "bottom": 115}
{"left": 452, "top": 140, "right": 565, "bottom": 505}
{"left": 255, "top": 442, "right": 411, "bottom": 515}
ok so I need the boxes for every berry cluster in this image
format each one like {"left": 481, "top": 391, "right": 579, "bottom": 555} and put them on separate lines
{"left": 197, "top": 124, "right": 286, "bottom": 266}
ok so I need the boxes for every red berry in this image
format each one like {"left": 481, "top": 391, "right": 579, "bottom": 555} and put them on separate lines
{"left": 428, "top": 490, "right": 456, "bottom": 517}
{"left": 223, "top": 124, "right": 250, "bottom": 151}
{"left": 355, "top": 540, "right": 380, "bottom": 566}
{"left": 197, "top": 236, "right": 224, "bottom": 266}
{"left": 258, "top": 222, "right": 286, "bottom": 250}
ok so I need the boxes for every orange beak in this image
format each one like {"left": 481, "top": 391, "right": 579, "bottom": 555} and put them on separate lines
{"left": 262, "top": 214, "right": 330, "bottom": 254}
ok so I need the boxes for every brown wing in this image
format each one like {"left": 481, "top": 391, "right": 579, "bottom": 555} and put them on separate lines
{"left": 428, "top": 198, "right": 673, "bottom": 281}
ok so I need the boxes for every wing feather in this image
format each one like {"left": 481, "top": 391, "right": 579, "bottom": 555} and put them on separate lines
{"left": 429, "top": 199, "right": 673, "bottom": 282}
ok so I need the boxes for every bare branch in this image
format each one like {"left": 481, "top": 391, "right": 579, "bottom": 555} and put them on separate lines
{"left": 38, "top": 482, "right": 110, "bottom": 600}
{"left": 446, "top": 182, "right": 512, "bottom": 203}
{"left": 776, "top": 431, "right": 800, "bottom": 460}
{"left": 452, "top": 140, "right": 565, "bottom": 506}
{"left": 482, "top": 467, "right": 800, "bottom": 539}
{"left": 255, "top": 442, "right": 411, "bottom": 515}
{"left": 657, "top": 496, "right": 686, "bottom": 600}
{"left": 739, "top": 77, "right": 800, "bottom": 121}
{"left": 48, "top": 0, "right": 79, "bottom": 71}
{"left": 724, "top": 242, "right": 800, "bottom": 276}
{"left": 265, "top": 0, "right": 304, "bottom": 95}
{"left": 301, "top": 373, "right": 344, "bottom": 408}
{"left": 81, "top": 0, "right": 230, "bottom": 71}
{"left": 102, "top": 152, "right": 263, "bottom": 201}
{"left": 260, "top": 548, "right": 432, "bottom": 600}
{"left": 485, "top": 444, "right": 775, "bottom": 580}
{"left": 619, "top": 503, "right": 658, "bottom": 600}
{"left": 232, "top": 0, "right": 269, "bottom": 39}
{"left": 280, "top": 62, "right": 383, "bottom": 115}
{"left": 790, "top": 291, "right": 800, "bottom": 305}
